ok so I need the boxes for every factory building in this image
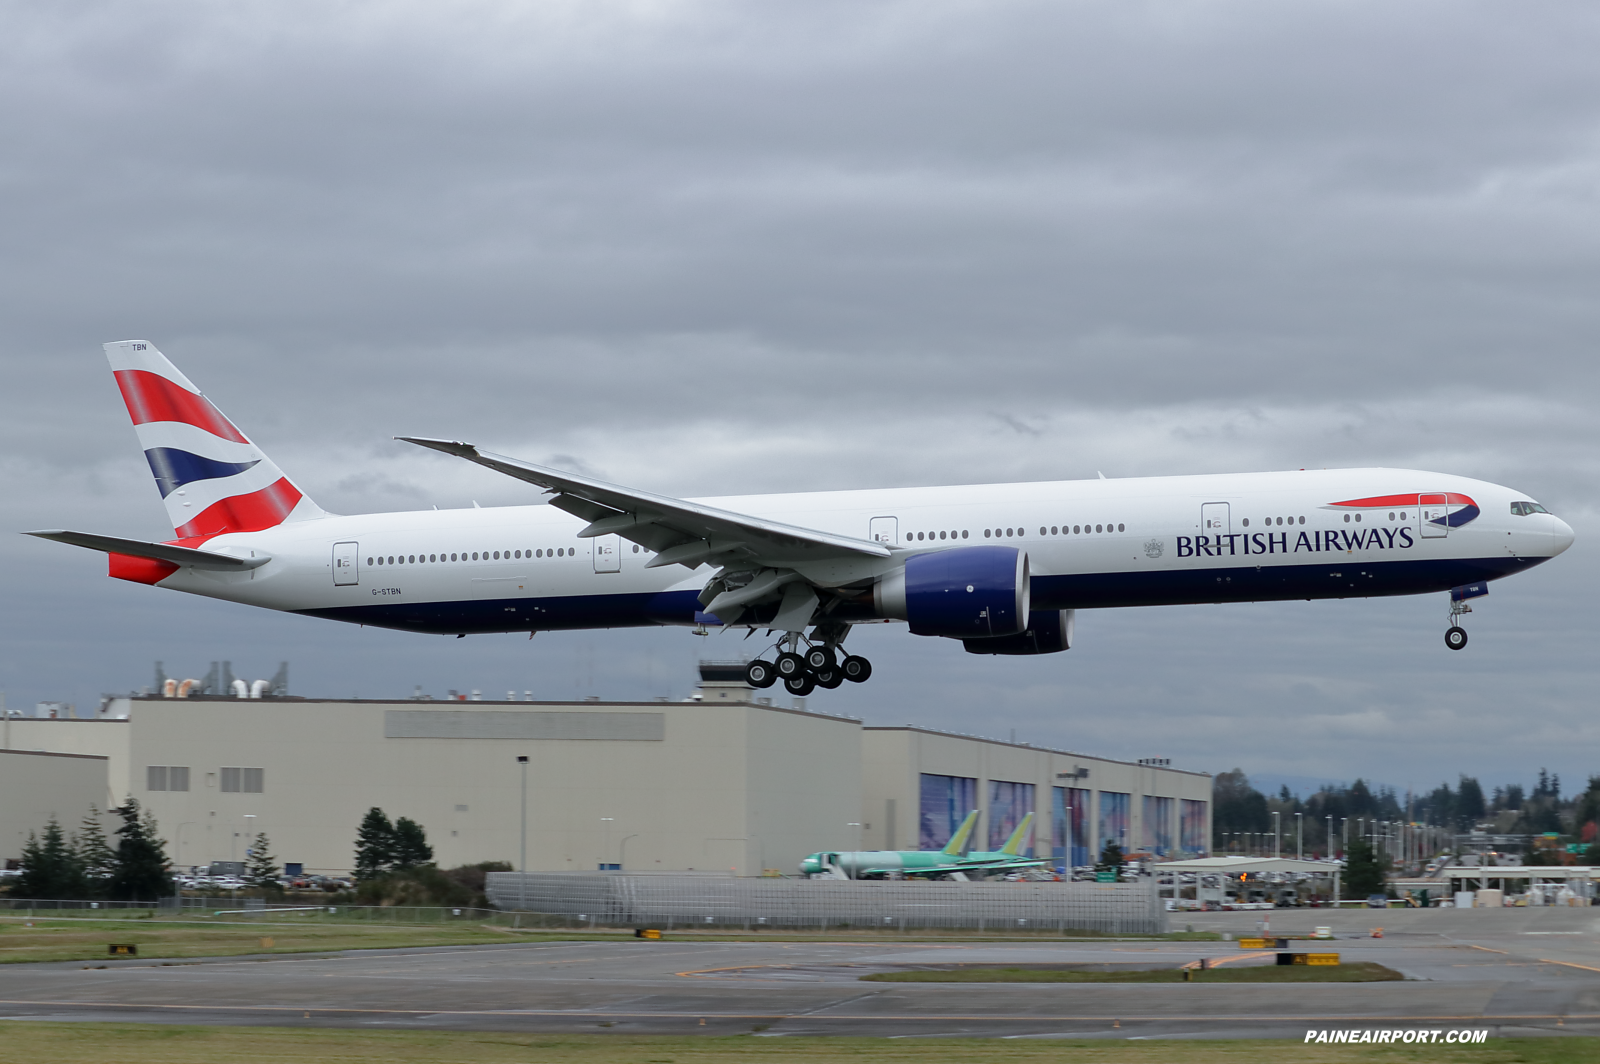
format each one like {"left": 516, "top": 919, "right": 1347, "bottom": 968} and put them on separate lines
{"left": 3, "top": 668, "right": 1210, "bottom": 876}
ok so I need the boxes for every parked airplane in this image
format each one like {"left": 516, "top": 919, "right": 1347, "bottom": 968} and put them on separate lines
{"left": 799, "top": 811, "right": 1046, "bottom": 879}
{"left": 26, "top": 342, "right": 1576, "bottom": 695}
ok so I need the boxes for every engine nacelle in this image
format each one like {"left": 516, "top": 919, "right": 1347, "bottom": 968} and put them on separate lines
{"left": 874, "top": 546, "right": 1030, "bottom": 639}
{"left": 963, "top": 609, "right": 1074, "bottom": 655}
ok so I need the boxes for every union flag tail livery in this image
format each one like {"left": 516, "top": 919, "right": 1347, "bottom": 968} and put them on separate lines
{"left": 105, "top": 341, "right": 325, "bottom": 542}
{"left": 24, "top": 340, "right": 1575, "bottom": 689}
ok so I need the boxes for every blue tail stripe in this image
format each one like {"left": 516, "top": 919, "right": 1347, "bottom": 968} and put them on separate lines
{"left": 143, "top": 447, "right": 260, "bottom": 498}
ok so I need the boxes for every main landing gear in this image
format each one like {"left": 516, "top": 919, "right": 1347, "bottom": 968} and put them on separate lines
{"left": 745, "top": 627, "right": 871, "bottom": 695}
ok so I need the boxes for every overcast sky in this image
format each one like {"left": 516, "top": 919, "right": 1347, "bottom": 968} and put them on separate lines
{"left": 2, "top": 0, "right": 1597, "bottom": 798}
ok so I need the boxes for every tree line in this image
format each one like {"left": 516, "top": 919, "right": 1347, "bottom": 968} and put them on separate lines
{"left": 8, "top": 801, "right": 173, "bottom": 902}
{"left": 1214, "top": 767, "right": 1600, "bottom": 859}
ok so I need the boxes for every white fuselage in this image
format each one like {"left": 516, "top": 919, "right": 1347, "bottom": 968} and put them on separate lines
{"left": 144, "top": 467, "right": 1572, "bottom": 638}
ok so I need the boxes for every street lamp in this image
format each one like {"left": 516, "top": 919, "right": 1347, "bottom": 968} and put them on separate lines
{"left": 1272, "top": 811, "right": 1281, "bottom": 859}
{"left": 516, "top": 756, "right": 529, "bottom": 877}
{"left": 618, "top": 834, "right": 639, "bottom": 871}
{"left": 1296, "top": 812, "right": 1303, "bottom": 861}
{"left": 847, "top": 822, "right": 863, "bottom": 850}
{"left": 601, "top": 817, "right": 615, "bottom": 870}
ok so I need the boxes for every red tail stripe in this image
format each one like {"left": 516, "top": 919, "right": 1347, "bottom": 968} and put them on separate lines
{"left": 174, "top": 478, "right": 302, "bottom": 539}
{"left": 114, "top": 369, "right": 249, "bottom": 444}
{"left": 1330, "top": 493, "right": 1476, "bottom": 508}
{"left": 108, "top": 553, "right": 180, "bottom": 586}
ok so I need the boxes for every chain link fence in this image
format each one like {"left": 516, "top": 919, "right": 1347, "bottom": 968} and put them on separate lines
{"left": 486, "top": 872, "right": 1166, "bottom": 933}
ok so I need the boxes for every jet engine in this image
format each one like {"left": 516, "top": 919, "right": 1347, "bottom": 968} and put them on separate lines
{"left": 873, "top": 546, "right": 1029, "bottom": 638}
{"left": 963, "top": 608, "right": 1074, "bottom": 655}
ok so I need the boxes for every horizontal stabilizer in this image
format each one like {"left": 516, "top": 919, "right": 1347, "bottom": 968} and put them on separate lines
{"left": 23, "top": 530, "right": 269, "bottom": 570}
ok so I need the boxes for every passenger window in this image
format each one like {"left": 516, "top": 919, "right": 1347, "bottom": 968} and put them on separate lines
{"left": 1118, "top": 523, "right": 1125, "bottom": 532}
{"left": 961, "top": 530, "right": 968, "bottom": 539}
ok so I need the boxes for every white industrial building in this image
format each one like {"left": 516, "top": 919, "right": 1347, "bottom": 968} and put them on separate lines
{"left": 3, "top": 670, "right": 1211, "bottom": 877}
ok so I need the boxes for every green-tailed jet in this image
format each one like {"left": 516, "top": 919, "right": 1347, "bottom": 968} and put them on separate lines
{"left": 799, "top": 811, "right": 1045, "bottom": 879}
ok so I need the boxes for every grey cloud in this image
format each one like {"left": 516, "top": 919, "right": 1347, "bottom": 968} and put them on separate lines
{"left": 1, "top": 0, "right": 1597, "bottom": 790}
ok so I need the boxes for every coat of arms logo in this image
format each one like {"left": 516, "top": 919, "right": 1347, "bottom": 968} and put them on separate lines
{"left": 1143, "top": 538, "right": 1164, "bottom": 558}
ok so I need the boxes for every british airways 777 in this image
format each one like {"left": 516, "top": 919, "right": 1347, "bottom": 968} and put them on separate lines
{"left": 25, "top": 341, "right": 1575, "bottom": 695}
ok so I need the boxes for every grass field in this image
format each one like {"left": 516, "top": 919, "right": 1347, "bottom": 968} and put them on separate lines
{"left": 0, "top": 912, "right": 1216, "bottom": 965}
{"left": 861, "top": 961, "right": 1404, "bottom": 983}
{"left": 0, "top": 1025, "right": 1592, "bottom": 1064}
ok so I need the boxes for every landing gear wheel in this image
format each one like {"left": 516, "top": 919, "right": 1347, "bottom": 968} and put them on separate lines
{"left": 1445, "top": 626, "right": 1468, "bottom": 651}
{"left": 840, "top": 655, "right": 872, "bottom": 683}
{"left": 805, "top": 645, "right": 837, "bottom": 671}
{"left": 775, "top": 652, "right": 806, "bottom": 679}
{"left": 814, "top": 668, "right": 844, "bottom": 689}
{"left": 783, "top": 672, "right": 817, "bottom": 696}
{"left": 745, "top": 659, "right": 778, "bottom": 688}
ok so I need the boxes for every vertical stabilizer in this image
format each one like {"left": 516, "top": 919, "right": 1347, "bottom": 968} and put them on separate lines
{"left": 999, "top": 811, "right": 1035, "bottom": 856}
{"left": 941, "top": 810, "right": 979, "bottom": 856}
{"left": 105, "top": 340, "right": 326, "bottom": 541}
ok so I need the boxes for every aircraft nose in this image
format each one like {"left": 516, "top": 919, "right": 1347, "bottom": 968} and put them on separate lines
{"left": 1551, "top": 515, "right": 1576, "bottom": 555}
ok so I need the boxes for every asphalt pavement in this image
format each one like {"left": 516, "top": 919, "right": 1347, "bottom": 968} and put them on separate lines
{"left": 1, "top": 907, "right": 1598, "bottom": 1039}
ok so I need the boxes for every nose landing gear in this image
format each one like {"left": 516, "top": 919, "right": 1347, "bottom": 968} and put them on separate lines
{"left": 1445, "top": 626, "right": 1468, "bottom": 651}
{"left": 1444, "top": 584, "right": 1483, "bottom": 651}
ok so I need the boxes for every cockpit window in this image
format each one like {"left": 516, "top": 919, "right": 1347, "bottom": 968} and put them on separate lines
{"left": 1510, "top": 501, "right": 1550, "bottom": 516}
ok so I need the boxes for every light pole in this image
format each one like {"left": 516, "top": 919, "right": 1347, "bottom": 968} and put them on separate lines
{"left": 1272, "top": 811, "right": 1281, "bottom": 859}
{"left": 1326, "top": 816, "right": 1332, "bottom": 860}
{"left": 1296, "top": 812, "right": 1303, "bottom": 861}
{"left": 847, "top": 822, "right": 863, "bottom": 851}
{"left": 601, "top": 817, "right": 615, "bottom": 870}
{"left": 517, "top": 756, "right": 529, "bottom": 877}
{"left": 618, "top": 834, "right": 639, "bottom": 871}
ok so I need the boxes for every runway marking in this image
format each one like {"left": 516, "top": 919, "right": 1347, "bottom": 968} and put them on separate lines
{"left": 1181, "top": 951, "right": 1272, "bottom": 969}
{"left": 1464, "top": 945, "right": 1510, "bottom": 955}
{"left": 1, "top": 998, "right": 1598, "bottom": 1024}
{"left": 1537, "top": 958, "right": 1600, "bottom": 974}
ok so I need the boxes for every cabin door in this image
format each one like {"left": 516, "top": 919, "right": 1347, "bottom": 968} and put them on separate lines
{"left": 332, "top": 542, "right": 359, "bottom": 586}
{"left": 1419, "top": 494, "right": 1449, "bottom": 538}
{"left": 1201, "top": 502, "right": 1230, "bottom": 538}
{"left": 869, "top": 516, "right": 899, "bottom": 546}
{"left": 593, "top": 534, "right": 622, "bottom": 573}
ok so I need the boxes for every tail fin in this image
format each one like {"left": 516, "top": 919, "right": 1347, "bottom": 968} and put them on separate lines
{"left": 940, "top": 810, "right": 979, "bottom": 856}
{"left": 105, "top": 341, "right": 325, "bottom": 541}
{"left": 999, "top": 812, "right": 1035, "bottom": 856}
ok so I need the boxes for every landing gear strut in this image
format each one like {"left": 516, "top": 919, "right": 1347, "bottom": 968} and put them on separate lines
{"left": 1445, "top": 595, "right": 1472, "bottom": 651}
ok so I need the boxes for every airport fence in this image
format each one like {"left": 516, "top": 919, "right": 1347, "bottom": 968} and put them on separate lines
{"left": 486, "top": 872, "right": 1167, "bottom": 934}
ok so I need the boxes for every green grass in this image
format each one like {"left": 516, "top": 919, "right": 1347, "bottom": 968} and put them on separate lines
{"left": 0, "top": 1026, "right": 1590, "bottom": 1064}
{"left": 862, "top": 961, "right": 1405, "bottom": 983}
{"left": 0, "top": 912, "right": 1216, "bottom": 964}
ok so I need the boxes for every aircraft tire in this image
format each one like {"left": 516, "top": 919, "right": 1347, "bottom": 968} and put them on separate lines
{"left": 1445, "top": 626, "right": 1468, "bottom": 651}
{"left": 745, "top": 660, "right": 778, "bottom": 688}
{"left": 775, "top": 652, "right": 806, "bottom": 678}
{"left": 805, "top": 645, "right": 837, "bottom": 671}
{"left": 784, "top": 672, "right": 817, "bottom": 696}
{"left": 841, "top": 655, "right": 872, "bottom": 683}
{"left": 814, "top": 668, "right": 844, "bottom": 689}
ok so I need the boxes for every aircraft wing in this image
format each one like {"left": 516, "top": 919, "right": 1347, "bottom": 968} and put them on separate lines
{"left": 23, "top": 530, "right": 268, "bottom": 570}
{"left": 398, "top": 437, "right": 892, "bottom": 575}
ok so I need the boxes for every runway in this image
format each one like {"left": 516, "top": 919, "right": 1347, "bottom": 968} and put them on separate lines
{"left": 2, "top": 908, "right": 1597, "bottom": 1039}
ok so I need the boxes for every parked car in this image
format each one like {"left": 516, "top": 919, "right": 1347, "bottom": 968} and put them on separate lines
{"left": 1366, "top": 894, "right": 1389, "bottom": 908}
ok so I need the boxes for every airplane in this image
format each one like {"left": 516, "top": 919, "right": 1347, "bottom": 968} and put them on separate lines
{"left": 25, "top": 341, "right": 1576, "bottom": 696}
{"left": 799, "top": 811, "right": 1047, "bottom": 879}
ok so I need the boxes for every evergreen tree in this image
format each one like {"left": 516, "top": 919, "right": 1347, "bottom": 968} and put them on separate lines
{"left": 108, "top": 798, "right": 173, "bottom": 902}
{"left": 354, "top": 807, "right": 397, "bottom": 880}
{"left": 245, "top": 832, "right": 280, "bottom": 891}
{"left": 76, "top": 805, "right": 116, "bottom": 896}
{"left": 1343, "top": 837, "right": 1388, "bottom": 898}
{"left": 11, "top": 819, "right": 88, "bottom": 899}
{"left": 1457, "top": 776, "right": 1486, "bottom": 829}
{"left": 1095, "top": 840, "right": 1125, "bottom": 878}
{"left": 391, "top": 817, "right": 434, "bottom": 869}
